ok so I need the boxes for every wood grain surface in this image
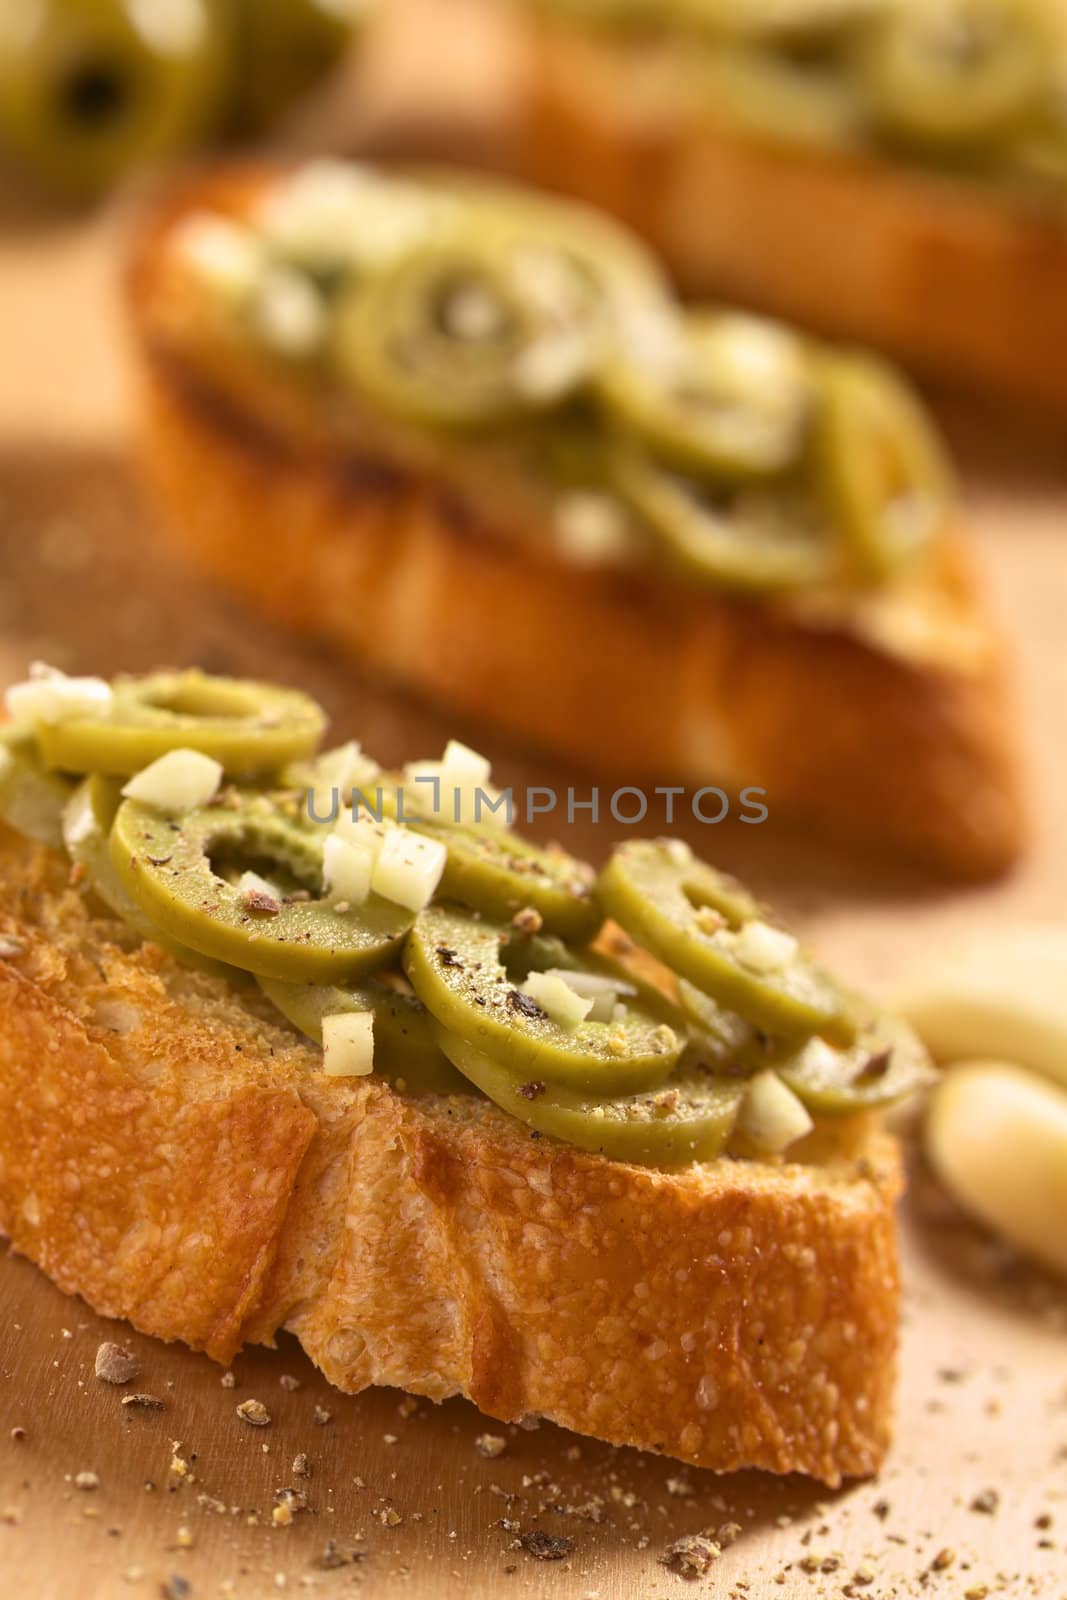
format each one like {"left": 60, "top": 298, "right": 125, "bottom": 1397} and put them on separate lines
{"left": 1, "top": 3, "right": 1067, "bottom": 1595}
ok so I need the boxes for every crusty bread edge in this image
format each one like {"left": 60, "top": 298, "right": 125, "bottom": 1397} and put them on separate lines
{"left": 0, "top": 828, "right": 900, "bottom": 1484}
{"left": 520, "top": 17, "right": 1067, "bottom": 414}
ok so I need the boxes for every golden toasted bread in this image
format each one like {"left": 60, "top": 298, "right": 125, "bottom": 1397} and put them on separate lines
{"left": 126, "top": 165, "right": 1024, "bottom": 880}
{"left": 0, "top": 821, "right": 901, "bottom": 1484}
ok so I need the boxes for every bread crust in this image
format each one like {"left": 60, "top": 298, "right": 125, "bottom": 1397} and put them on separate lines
{"left": 0, "top": 825, "right": 901, "bottom": 1483}
{"left": 125, "top": 167, "right": 1024, "bottom": 880}
{"left": 522, "top": 18, "right": 1067, "bottom": 413}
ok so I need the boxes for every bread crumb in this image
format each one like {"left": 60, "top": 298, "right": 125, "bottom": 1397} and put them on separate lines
{"left": 313, "top": 1405, "right": 332, "bottom": 1425}
{"left": 219, "top": 1371, "right": 236, "bottom": 1389}
{"left": 121, "top": 1393, "right": 166, "bottom": 1411}
{"left": 518, "top": 1530, "right": 574, "bottom": 1561}
{"left": 475, "top": 1434, "right": 507, "bottom": 1459}
{"left": 292, "top": 1454, "right": 311, "bottom": 1478}
{"left": 95, "top": 1342, "right": 139, "bottom": 1385}
{"left": 236, "top": 1400, "right": 272, "bottom": 1428}
{"left": 74, "top": 1471, "right": 100, "bottom": 1491}
{"left": 278, "top": 1374, "right": 301, "bottom": 1392}
{"left": 661, "top": 1535, "right": 721, "bottom": 1577}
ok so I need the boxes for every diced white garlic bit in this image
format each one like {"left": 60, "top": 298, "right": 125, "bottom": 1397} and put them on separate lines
{"left": 322, "top": 1010, "right": 375, "bottom": 1078}
{"left": 662, "top": 838, "right": 692, "bottom": 867}
{"left": 371, "top": 828, "right": 447, "bottom": 913}
{"left": 61, "top": 787, "right": 98, "bottom": 850}
{"left": 170, "top": 212, "right": 263, "bottom": 302}
{"left": 521, "top": 971, "right": 594, "bottom": 1032}
{"left": 739, "top": 1071, "right": 814, "bottom": 1155}
{"left": 5, "top": 663, "right": 113, "bottom": 728}
{"left": 926, "top": 1060, "right": 1067, "bottom": 1277}
{"left": 238, "top": 870, "right": 283, "bottom": 910}
{"left": 553, "top": 491, "right": 631, "bottom": 568}
{"left": 323, "top": 831, "right": 375, "bottom": 906}
{"left": 512, "top": 330, "right": 588, "bottom": 404}
{"left": 543, "top": 967, "right": 632, "bottom": 1024}
{"left": 253, "top": 267, "right": 326, "bottom": 357}
{"left": 121, "top": 749, "right": 223, "bottom": 814}
{"left": 441, "top": 739, "right": 492, "bottom": 788}
{"left": 731, "top": 920, "right": 798, "bottom": 975}
{"left": 257, "top": 162, "right": 439, "bottom": 271}
{"left": 403, "top": 740, "right": 506, "bottom": 829}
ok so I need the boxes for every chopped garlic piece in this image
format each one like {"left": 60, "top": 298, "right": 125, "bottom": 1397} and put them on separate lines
{"left": 543, "top": 966, "right": 632, "bottom": 1024}
{"left": 170, "top": 212, "right": 263, "bottom": 302}
{"left": 441, "top": 739, "right": 492, "bottom": 787}
{"left": 5, "top": 664, "right": 113, "bottom": 728}
{"left": 61, "top": 787, "right": 98, "bottom": 850}
{"left": 323, "top": 832, "right": 375, "bottom": 905}
{"left": 512, "top": 330, "right": 588, "bottom": 404}
{"left": 739, "top": 1071, "right": 813, "bottom": 1155}
{"left": 322, "top": 1010, "right": 375, "bottom": 1077}
{"left": 731, "top": 920, "right": 798, "bottom": 975}
{"left": 553, "top": 492, "right": 631, "bottom": 568}
{"left": 371, "top": 828, "right": 447, "bottom": 913}
{"left": 257, "top": 162, "right": 440, "bottom": 271}
{"left": 122, "top": 749, "right": 223, "bottom": 813}
{"left": 253, "top": 267, "right": 326, "bottom": 357}
{"left": 237, "top": 871, "right": 283, "bottom": 912}
{"left": 403, "top": 741, "right": 505, "bottom": 829}
{"left": 521, "top": 971, "right": 594, "bottom": 1032}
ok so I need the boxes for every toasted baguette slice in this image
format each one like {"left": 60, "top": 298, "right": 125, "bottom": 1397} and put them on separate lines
{"left": 127, "top": 166, "right": 1024, "bottom": 880}
{"left": 520, "top": 15, "right": 1067, "bottom": 414}
{"left": 0, "top": 822, "right": 900, "bottom": 1484}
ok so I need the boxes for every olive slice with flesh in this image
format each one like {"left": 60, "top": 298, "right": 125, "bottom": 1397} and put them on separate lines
{"left": 110, "top": 790, "right": 411, "bottom": 982}
{"left": 439, "top": 1026, "right": 745, "bottom": 1167}
{"left": 854, "top": 0, "right": 1046, "bottom": 151}
{"left": 778, "top": 1014, "right": 936, "bottom": 1114}
{"left": 332, "top": 233, "right": 599, "bottom": 428}
{"left": 597, "top": 840, "right": 857, "bottom": 1046}
{"left": 403, "top": 905, "right": 682, "bottom": 1094}
{"left": 812, "top": 355, "right": 954, "bottom": 583}
{"left": 406, "top": 818, "right": 601, "bottom": 941}
{"left": 600, "top": 312, "right": 813, "bottom": 482}
{"left": 35, "top": 670, "right": 326, "bottom": 779}
{"left": 0, "top": 728, "right": 71, "bottom": 848}
{"left": 613, "top": 446, "right": 834, "bottom": 594}
{"left": 259, "top": 974, "right": 469, "bottom": 1095}
{"left": 63, "top": 775, "right": 238, "bottom": 979}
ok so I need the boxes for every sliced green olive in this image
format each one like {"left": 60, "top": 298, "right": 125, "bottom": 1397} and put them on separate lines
{"left": 674, "top": 0, "right": 883, "bottom": 44}
{"left": 688, "top": 44, "right": 867, "bottom": 150}
{"left": 332, "top": 233, "right": 599, "bottom": 428}
{"left": 35, "top": 670, "right": 326, "bottom": 779}
{"left": 597, "top": 841, "right": 856, "bottom": 1046}
{"left": 109, "top": 790, "right": 410, "bottom": 982}
{"left": 405, "top": 819, "right": 601, "bottom": 941}
{"left": 613, "top": 446, "right": 834, "bottom": 595}
{"left": 63, "top": 775, "right": 237, "bottom": 979}
{"left": 854, "top": 0, "right": 1046, "bottom": 151}
{"left": 812, "top": 355, "right": 954, "bottom": 583}
{"left": 778, "top": 1015, "right": 937, "bottom": 1113}
{"left": 438, "top": 1026, "right": 744, "bottom": 1167}
{"left": 403, "top": 905, "right": 682, "bottom": 1094}
{"left": 0, "top": 728, "right": 71, "bottom": 848}
{"left": 258, "top": 974, "right": 469, "bottom": 1094}
{"left": 677, "top": 978, "right": 800, "bottom": 1073}
{"left": 600, "top": 312, "right": 813, "bottom": 482}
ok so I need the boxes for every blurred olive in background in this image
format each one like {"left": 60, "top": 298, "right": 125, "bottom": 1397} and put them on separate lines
{"left": 0, "top": 0, "right": 368, "bottom": 202}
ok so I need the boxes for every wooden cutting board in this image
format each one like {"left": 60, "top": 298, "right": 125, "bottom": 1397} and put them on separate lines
{"left": 1, "top": 4, "right": 1066, "bottom": 1594}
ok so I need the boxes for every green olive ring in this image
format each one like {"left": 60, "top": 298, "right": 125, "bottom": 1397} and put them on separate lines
{"left": 612, "top": 445, "right": 835, "bottom": 595}
{"left": 677, "top": 977, "right": 801, "bottom": 1073}
{"left": 0, "top": 728, "right": 72, "bottom": 849}
{"left": 407, "top": 817, "right": 602, "bottom": 940}
{"left": 35, "top": 670, "right": 327, "bottom": 778}
{"left": 109, "top": 792, "right": 411, "bottom": 982}
{"left": 259, "top": 974, "right": 469, "bottom": 1095}
{"left": 778, "top": 1014, "right": 938, "bottom": 1114}
{"left": 331, "top": 233, "right": 601, "bottom": 429}
{"left": 672, "top": 0, "right": 883, "bottom": 44}
{"left": 812, "top": 354, "right": 954, "bottom": 584}
{"left": 597, "top": 841, "right": 857, "bottom": 1046}
{"left": 854, "top": 0, "right": 1047, "bottom": 151}
{"left": 64, "top": 776, "right": 238, "bottom": 980}
{"left": 598, "top": 312, "right": 814, "bottom": 482}
{"left": 403, "top": 905, "right": 683, "bottom": 1093}
{"left": 438, "top": 1025, "right": 745, "bottom": 1167}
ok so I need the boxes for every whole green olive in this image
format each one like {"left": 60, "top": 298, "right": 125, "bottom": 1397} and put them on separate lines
{"left": 0, "top": 0, "right": 229, "bottom": 199}
{"left": 221, "top": 0, "right": 362, "bottom": 135}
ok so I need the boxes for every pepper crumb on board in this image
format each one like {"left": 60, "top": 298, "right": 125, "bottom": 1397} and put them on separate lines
{"left": 122, "top": 1393, "right": 166, "bottom": 1411}
{"left": 517, "top": 1530, "right": 574, "bottom": 1561}
{"left": 970, "top": 1488, "right": 1000, "bottom": 1514}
